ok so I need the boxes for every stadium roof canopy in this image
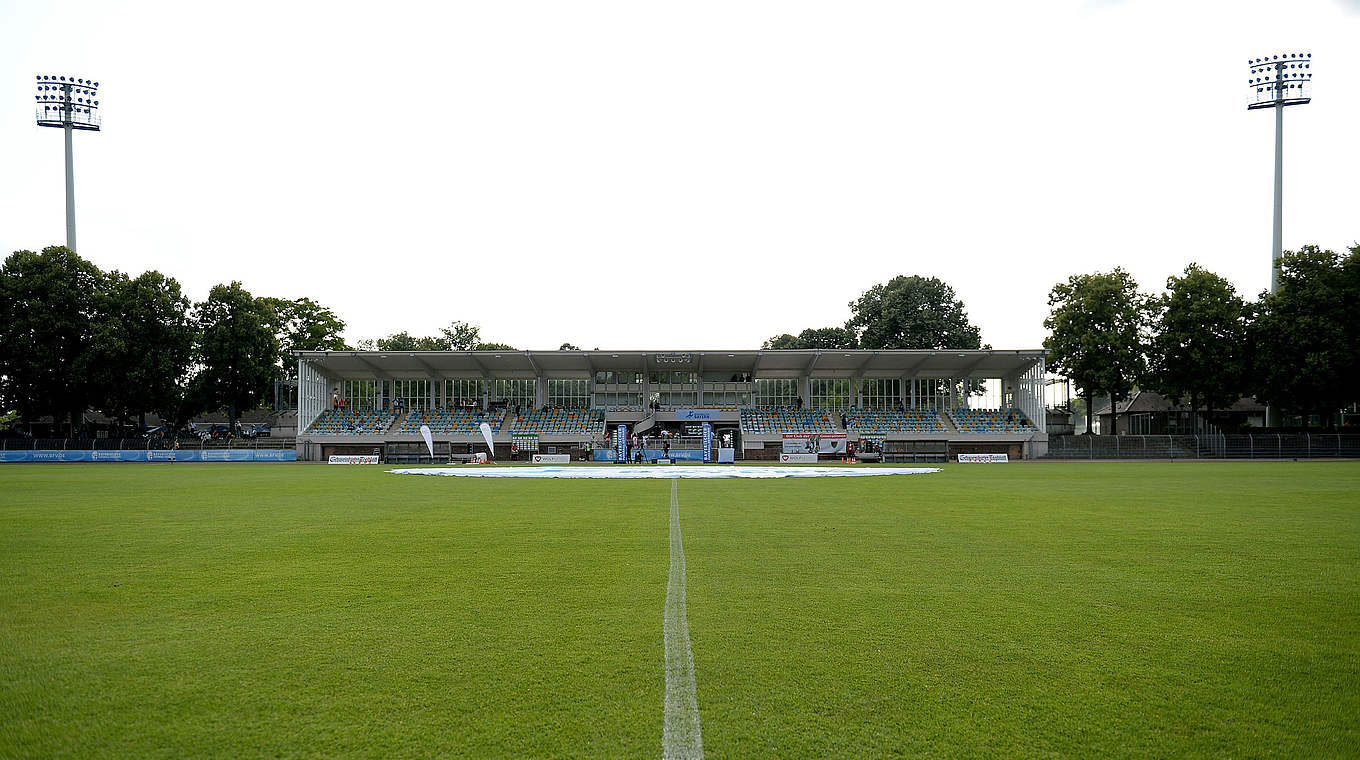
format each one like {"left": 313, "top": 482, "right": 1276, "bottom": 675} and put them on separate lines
{"left": 295, "top": 349, "right": 1046, "bottom": 380}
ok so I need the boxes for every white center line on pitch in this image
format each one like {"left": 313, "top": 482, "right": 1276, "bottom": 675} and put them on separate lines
{"left": 663, "top": 478, "right": 704, "bottom": 760}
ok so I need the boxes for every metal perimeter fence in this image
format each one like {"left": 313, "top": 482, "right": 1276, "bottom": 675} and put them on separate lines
{"left": 1046, "top": 433, "right": 1360, "bottom": 460}
{"left": 0, "top": 437, "right": 297, "bottom": 451}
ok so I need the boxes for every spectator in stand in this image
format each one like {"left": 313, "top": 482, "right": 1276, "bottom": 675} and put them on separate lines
{"left": 332, "top": 392, "right": 340, "bottom": 410}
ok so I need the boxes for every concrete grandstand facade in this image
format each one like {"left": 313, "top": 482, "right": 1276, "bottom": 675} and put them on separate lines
{"left": 295, "top": 349, "right": 1048, "bottom": 461}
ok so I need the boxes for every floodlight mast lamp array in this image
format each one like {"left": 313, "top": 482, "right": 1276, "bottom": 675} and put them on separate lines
{"left": 34, "top": 75, "right": 102, "bottom": 252}
{"left": 1247, "top": 53, "right": 1311, "bottom": 295}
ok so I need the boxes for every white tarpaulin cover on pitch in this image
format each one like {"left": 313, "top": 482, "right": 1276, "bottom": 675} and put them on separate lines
{"left": 387, "top": 465, "right": 940, "bottom": 479}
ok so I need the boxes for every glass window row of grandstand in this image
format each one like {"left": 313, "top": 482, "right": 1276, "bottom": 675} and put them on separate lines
{"left": 334, "top": 377, "right": 1006, "bottom": 411}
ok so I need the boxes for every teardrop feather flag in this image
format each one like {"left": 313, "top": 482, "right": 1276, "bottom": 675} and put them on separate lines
{"left": 419, "top": 424, "right": 434, "bottom": 458}
{"left": 479, "top": 422, "right": 495, "bottom": 461}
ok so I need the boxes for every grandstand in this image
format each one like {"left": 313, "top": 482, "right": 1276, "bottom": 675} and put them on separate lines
{"left": 306, "top": 408, "right": 398, "bottom": 436}
{"left": 739, "top": 407, "right": 836, "bottom": 434}
{"left": 948, "top": 407, "right": 1039, "bottom": 434}
{"left": 844, "top": 408, "right": 946, "bottom": 434}
{"left": 507, "top": 407, "right": 606, "bottom": 435}
{"left": 294, "top": 349, "right": 1048, "bottom": 461}
{"left": 398, "top": 407, "right": 506, "bottom": 435}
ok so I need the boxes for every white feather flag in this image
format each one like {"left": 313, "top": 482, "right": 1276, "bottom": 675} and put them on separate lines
{"left": 479, "top": 422, "right": 495, "bottom": 461}
{"left": 419, "top": 424, "right": 434, "bottom": 458}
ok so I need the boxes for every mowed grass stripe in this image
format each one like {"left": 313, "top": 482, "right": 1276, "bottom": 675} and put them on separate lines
{"left": 680, "top": 462, "right": 1360, "bottom": 759}
{"left": 664, "top": 478, "right": 704, "bottom": 760}
{"left": 0, "top": 465, "right": 667, "bottom": 759}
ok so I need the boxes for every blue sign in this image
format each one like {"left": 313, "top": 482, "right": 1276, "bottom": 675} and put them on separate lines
{"left": 702, "top": 422, "right": 713, "bottom": 463}
{"left": 615, "top": 424, "right": 628, "bottom": 464}
{"left": 675, "top": 409, "right": 722, "bottom": 421}
{"left": 0, "top": 449, "right": 298, "bottom": 463}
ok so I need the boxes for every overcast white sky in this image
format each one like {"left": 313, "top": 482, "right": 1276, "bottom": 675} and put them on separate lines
{"left": 2, "top": 0, "right": 1357, "bottom": 351}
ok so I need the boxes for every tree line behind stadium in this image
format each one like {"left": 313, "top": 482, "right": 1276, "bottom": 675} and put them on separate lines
{"left": 1, "top": 244, "right": 1356, "bottom": 437}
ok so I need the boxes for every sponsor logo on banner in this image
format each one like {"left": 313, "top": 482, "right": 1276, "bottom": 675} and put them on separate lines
{"left": 615, "top": 424, "right": 628, "bottom": 464}
{"left": 329, "top": 455, "right": 380, "bottom": 465}
{"left": 147, "top": 451, "right": 177, "bottom": 461}
{"left": 957, "top": 453, "right": 1009, "bottom": 463}
{"left": 532, "top": 454, "right": 570, "bottom": 464}
{"left": 780, "top": 453, "right": 819, "bottom": 463}
{"left": 32, "top": 450, "right": 73, "bottom": 461}
{"left": 781, "top": 433, "right": 848, "bottom": 455}
{"left": 675, "top": 409, "right": 722, "bottom": 421}
{"left": 702, "top": 422, "right": 713, "bottom": 463}
{"left": 252, "top": 450, "right": 293, "bottom": 460}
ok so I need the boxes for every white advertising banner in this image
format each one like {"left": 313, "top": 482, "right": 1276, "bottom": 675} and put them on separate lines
{"left": 781, "top": 434, "right": 848, "bottom": 454}
{"left": 329, "top": 455, "right": 380, "bottom": 465}
{"left": 532, "top": 454, "right": 571, "bottom": 464}
{"left": 957, "top": 453, "right": 1009, "bottom": 463}
{"left": 779, "top": 453, "right": 819, "bottom": 463}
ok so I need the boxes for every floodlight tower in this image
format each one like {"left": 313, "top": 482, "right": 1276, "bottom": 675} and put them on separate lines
{"left": 35, "top": 75, "right": 102, "bottom": 252}
{"left": 1246, "top": 53, "right": 1311, "bottom": 294}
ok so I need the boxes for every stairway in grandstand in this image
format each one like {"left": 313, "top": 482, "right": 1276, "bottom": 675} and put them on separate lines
{"left": 633, "top": 412, "right": 656, "bottom": 435}
{"left": 937, "top": 411, "right": 959, "bottom": 434}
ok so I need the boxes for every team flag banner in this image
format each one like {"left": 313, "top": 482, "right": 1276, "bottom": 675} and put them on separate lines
{"left": 781, "top": 433, "right": 848, "bottom": 455}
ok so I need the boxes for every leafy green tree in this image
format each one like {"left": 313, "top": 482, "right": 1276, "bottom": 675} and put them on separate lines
{"left": 262, "top": 297, "right": 348, "bottom": 379}
{"left": 195, "top": 282, "right": 280, "bottom": 432}
{"left": 357, "top": 332, "right": 447, "bottom": 351}
{"left": 761, "top": 333, "right": 802, "bottom": 350}
{"left": 358, "top": 322, "right": 514, "bottom": 352}
{"left": 1044, "top": 268, "right": 1149, "bottom": 434}
{"left": 90, "top": 270, "right": 195, "bottom": 429}
{"left": 1248, "top": 245, "right": 1359, "bottom": 427}
{"left": 0, "top": 246, "right": 105, "bottom": 435}
{"left": 847, "top": 275, "right": 982, "bottom": 350}
{"left": 0, "top": 409, "right": 18, "bottom": 431}
{"left": 559, "top": 342, "right": 581, "bottom": 351}
{"left": 441, "top": 321, "right": 483, "bottom": 351}
{"left": 1145, "top": 265, "right": 1248, "bottom": 432}
{"left": 1342, "top": 244, "right": 1360, "bottom": 403}
{"left": 760, "top": 327, "right": 858, "bottom": 350}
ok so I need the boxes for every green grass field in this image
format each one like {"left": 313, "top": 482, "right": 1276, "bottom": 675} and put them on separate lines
{"left": 2, "top": 462, "right": 1357, "bottom": 758}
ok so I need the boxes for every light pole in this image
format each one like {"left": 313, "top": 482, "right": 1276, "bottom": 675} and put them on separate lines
{"left": 1246, "top": 53, "right": 1311, "bottom": 294}
{"left": 35, "top": 75, "right": 102, "bottom": 252}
